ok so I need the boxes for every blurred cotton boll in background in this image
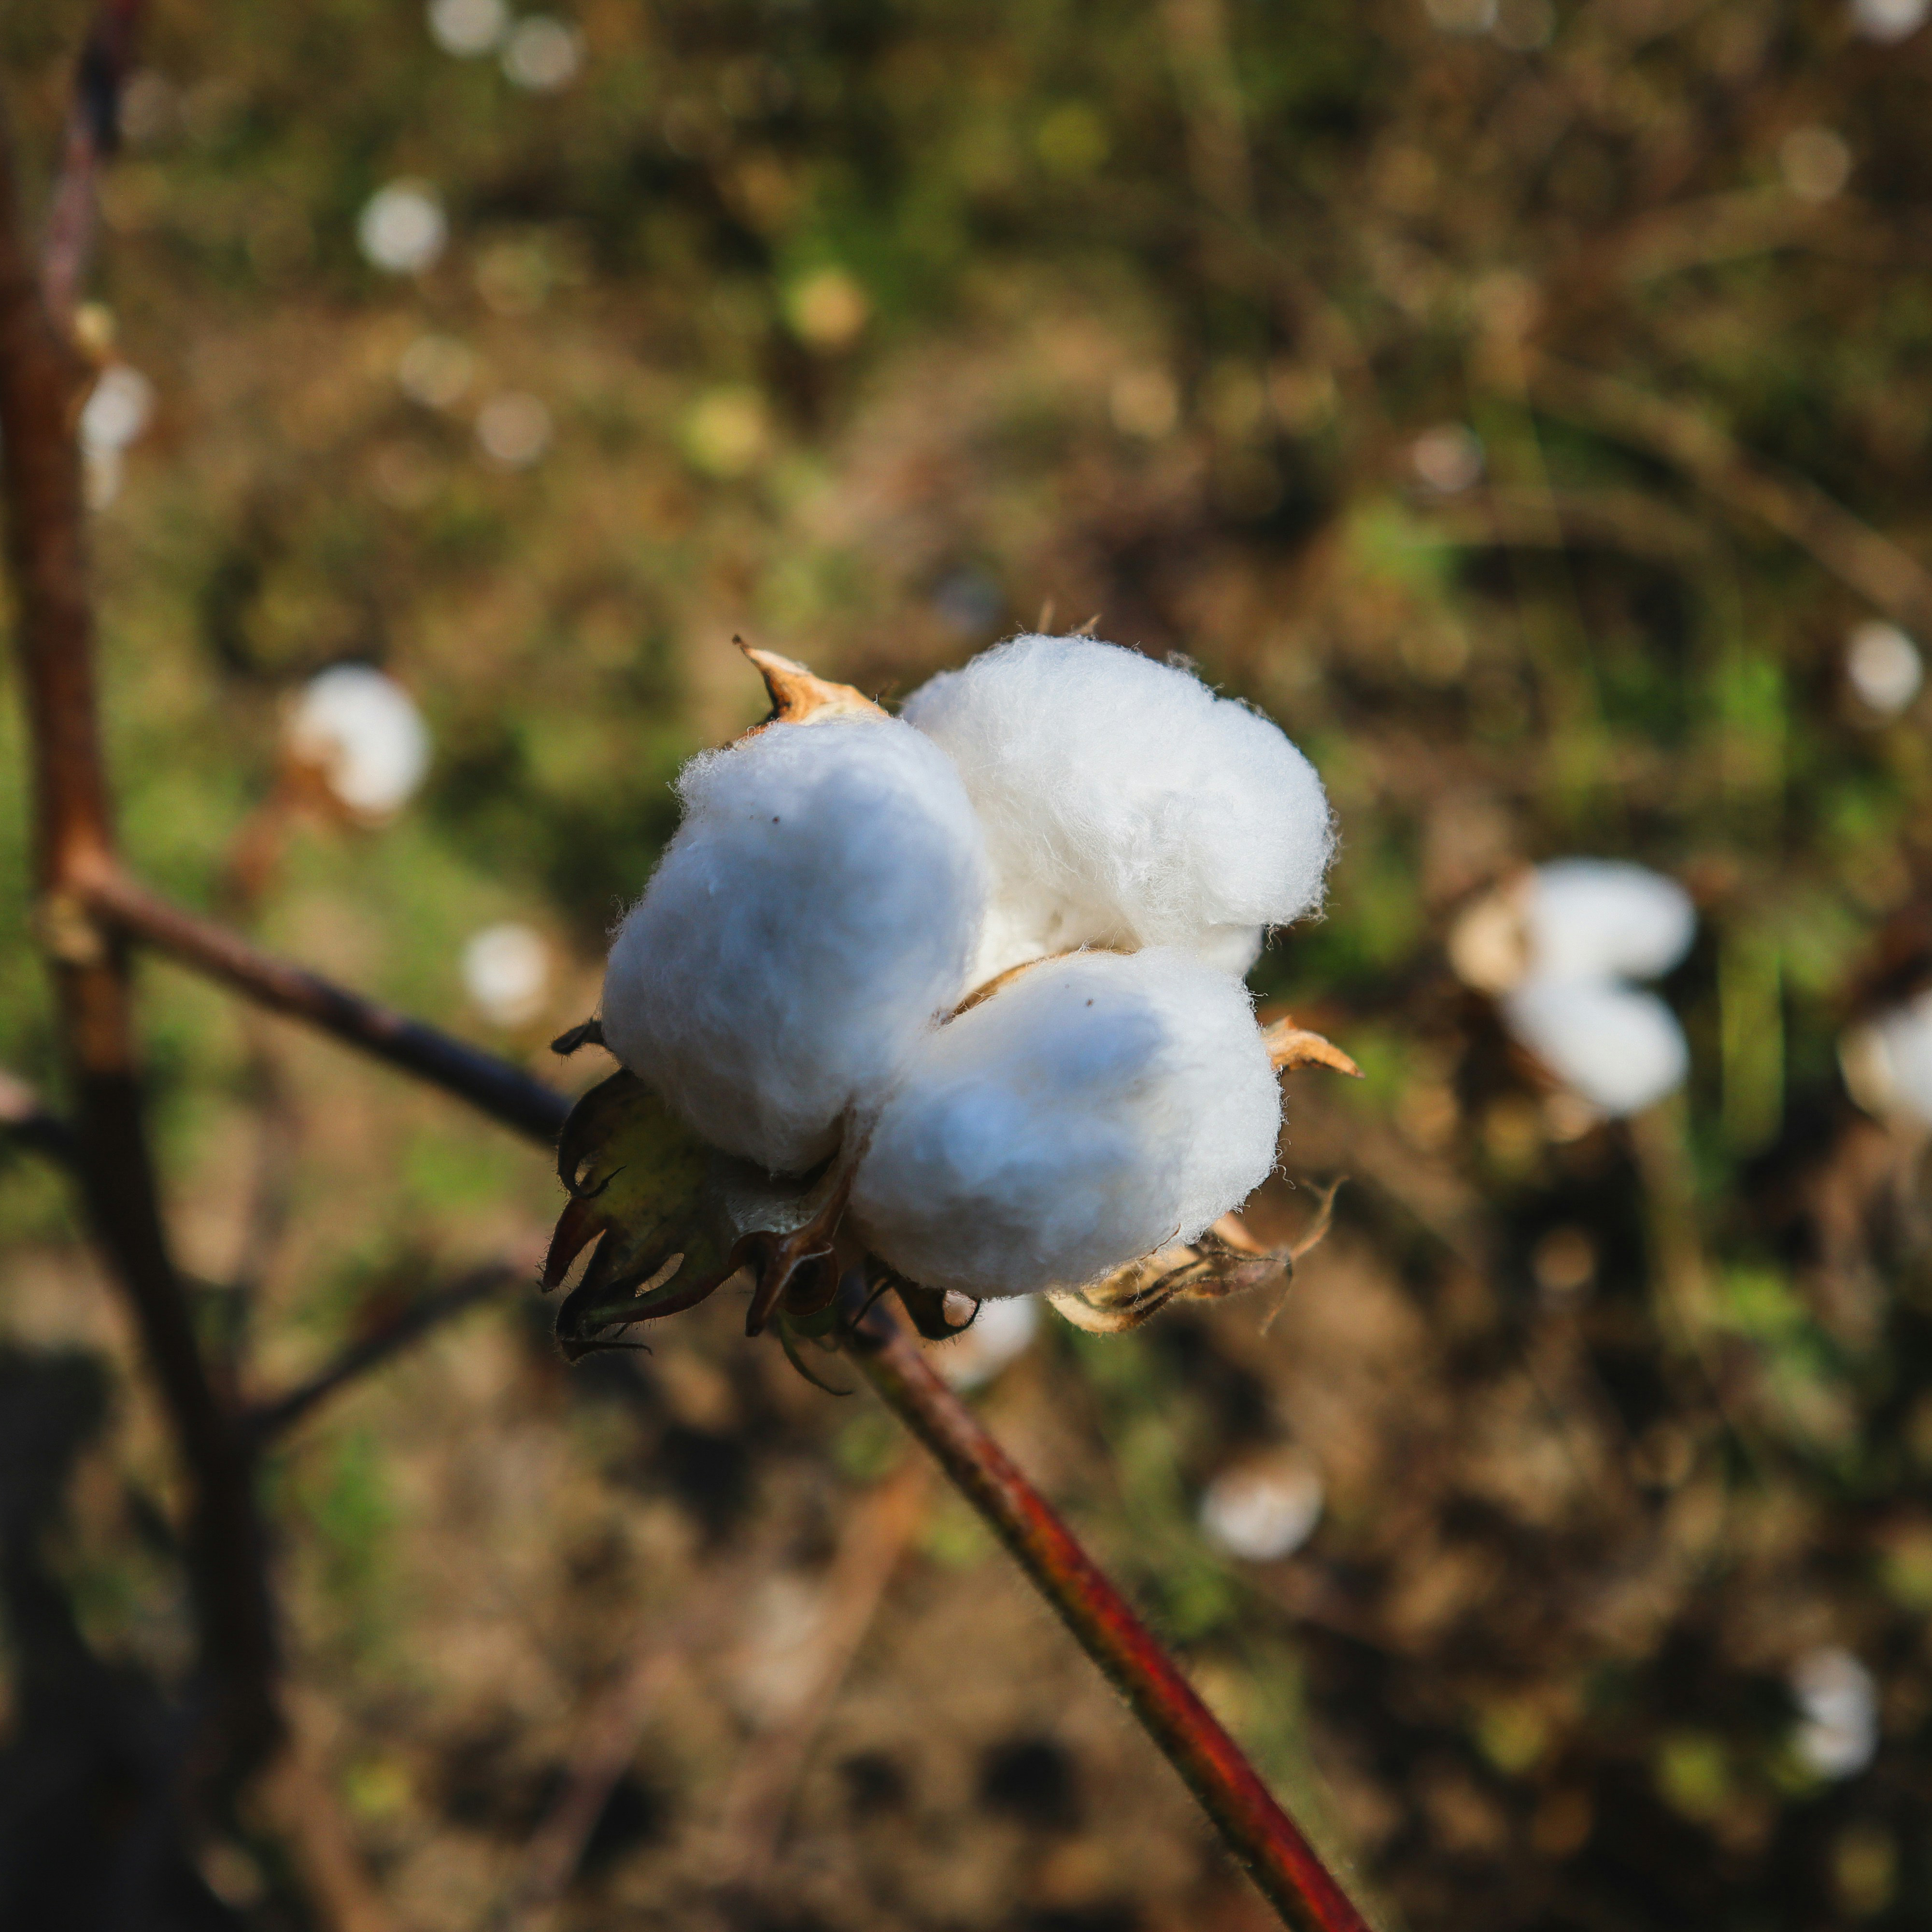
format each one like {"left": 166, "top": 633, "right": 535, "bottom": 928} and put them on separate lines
{"left": 1199, "top": 1452, "right": 1324, "bottom": 1562}
{"left": 1453, "top": 860, "right": 1696, "bottom": 1118}
{"left": 426, "top": 0, "right": 508, "bottom": 55}
{"left": 461, "top": 923, "right": 552, "bottom": 1029}
{"left": 1790, "top": 1648, "right": 1879, "bottom": 1779}
{"left": 502, "top": 16, "right": 582, "bottom": 92}
{"left": 357, "top": 182, "right": 446, "bottom": 275}
{"left": 931, "top": 1296, "right": 1039, "bottom": 1391}
{"left": 475, "top": 392, "right": 552, "bottom": 468}
{"left": 1840, "top": 986, "right": 1932, "bottom": 1126}
{"left": 285, "top": 666, "right": 431, "bottom": 821}
{"left": 79, "top": 363, "right": 154, "bottom": 510}
{"left": 1846, "top": 620, "right": 1922, "bottom": 717}
{"left": 1851, "top": 0, "right": 1929, "bottom": 41}
{"left": 1501, "top": 976, "right": 1690, "bottom": 1120}
{"left": 1521, "top": 861, "right": 1695, "bottom": 984}
{"left": 1410, "top": 422, "right": 1484, "bottom": 494}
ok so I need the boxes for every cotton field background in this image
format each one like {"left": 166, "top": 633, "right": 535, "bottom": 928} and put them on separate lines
{"left": 4, "top": 3, "right": 1932, "bottom": 1929}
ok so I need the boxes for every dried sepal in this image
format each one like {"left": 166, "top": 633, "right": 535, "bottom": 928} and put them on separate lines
{"left": 1260, "top": 1015, "right": 1362, "bottom": 1079}
{"left": 542, "top": 1067, "right": 863, "bottom": 1358}
{"left": 738, "top": 641, "right": 886, "bottom": 730}
{"left": 1044, "top": 1181, "right": 1345, "bottom": 1334}
{"left": 892, "top": 1277, "right": 982, "bottom": 1340}
{"left": 550, "top": 1016, "right": 605, "bottom": 1056}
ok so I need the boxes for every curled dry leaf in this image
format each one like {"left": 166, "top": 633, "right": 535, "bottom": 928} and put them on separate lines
{"left": 541, "top": 1067, "right": 859, "bottom": 1356}
{"left": 1045, "top": 1180, "right": 1345, "bottom": 1334}
{"left": 1260, "top": 1015, "right": 1362, "bottom": 1079}
{"left": 738, "top": 640, "right": 886, "bottom": 731}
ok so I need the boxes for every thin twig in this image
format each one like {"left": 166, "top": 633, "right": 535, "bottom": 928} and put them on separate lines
{"left": 1525, "top": 353, "right": 1932, "bottom": 637}
{"left": 247, "top": 1262, "right": 524, "bottom": 1445}
{"left": 0, "top": 69, "right": 279, "bottom": 1789}
{"left": 842, "top": 1295, "right": 1373, "bottom": 1932}
{"left": 83, "top": 865, "right": 571, "bottom": 1146}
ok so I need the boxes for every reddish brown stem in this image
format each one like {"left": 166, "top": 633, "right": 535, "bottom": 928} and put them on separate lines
{"left": 844, "top": 1298, "right": 1373, "bottom": 1932}
{"left": 0, "top": 65, "right": 279, "bottom": 1788}
{"left": 43, "top": 0, "right": 149, "bottom": 317}
{"left": 84, "top": 866, "right": 571, "bottom": 1144}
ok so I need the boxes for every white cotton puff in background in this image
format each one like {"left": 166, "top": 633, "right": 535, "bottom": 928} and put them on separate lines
{"left": 1790, "top": 1648, "right": 1879, "bottom": 1779}
{"left": 357, "top": 182, "right": 446, "bottom": 275}
{"left": 462, "top": 923, "right": 551, "bottom": 1028}
{"left": 602, "top": 718, "right": 989, "bottom": 1175}
{"left": 1852, "top": 0, "right": 1929, "bottom": 43}
{"left": 502, "top": 15, "right": 583, "bottom": 91}
{"left": 932, "top": 1295, "right": 1040, "bottom": 1390}
{"left": 851, "top": 948, "right": 1281, "bottom": 1298}
{"left": 1846, "top": 621, "right": 1923, "bottom": 716}
{"left": 1199, "top": 1452, "right": 1324, "bottom": 1561}
{"left": 81, "top": 365, "right": 154, "bottom": 455}
{"left": 1521, "top": 860, "right": 1695, "bottom": 983}
{"left": 1845, "top": 986, "right": 1932, "bottom": 1125}
{"left": 427, "top": 0, "right": 508, "bottom": 55}
{"left": 1502, "top": 976, "right": 1689, "bottom": 1119}
{"left": 285, "top": 665, "right": 431, "bottom": 819}
{"left": 902, "top": 635, "right": 1334, "bottom": 987}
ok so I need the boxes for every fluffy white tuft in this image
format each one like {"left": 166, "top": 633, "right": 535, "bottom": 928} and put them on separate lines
{"left": 286, "top": 664, "right": 431, "bottom": 818}
{"left": 902, "top": 635, "right": 1331, "bottom": 985}
{"left": 1862, "top": 988, "right": 1932, "bottom": 1124}
{"left": 851, "top": 948, "right": 1281, "bottom": 1297}
{"left": 602, "top": 717, "right": 988, "bottom": 1174}
{"left": 1502, "top": 977, "right": 1689, "bottom": 1118}
{"left": 1524, "top": 860, "right": 1695, "bottom": 983}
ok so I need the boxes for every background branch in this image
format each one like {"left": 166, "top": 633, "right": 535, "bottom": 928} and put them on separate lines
{"left": 85, "top": 865, "right": 572, "bottom": 1144}
{"left": 0, "top": 49, "right": 280, "bottom": 1790}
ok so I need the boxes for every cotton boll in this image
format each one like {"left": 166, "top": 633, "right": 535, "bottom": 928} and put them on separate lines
{"left": 356, "top": 182, "right": 445, "bottom": 275}
{"left": 903, "top": 635, "right": 1333, "bottom": 985}
{"left": 852, "top": 948, "right": 1281, "bottom": 1298}
{"left": 1524, "top": 861, "right": 1695, "bottom": 983}
{"left": 602, "top": 718, "right": 988, "bottom": 1175}
{"left": 461, "top": 922, "right": 551, "bottom": 1028}
{"left": 1790, "top": 1649, "right": 1879, "bottom": 1780}
{"left": 1199, "top": 1452, "right": 1324, "bottom": 1561}
{"left": 286, "top": 665, "right": 431, "bottom": 819}
{"left": 1502, "top": 977, "right": 1688, "bottom": 1118}
{"left": 1850, "top": 988, "right": 1932, "bottom": 1125}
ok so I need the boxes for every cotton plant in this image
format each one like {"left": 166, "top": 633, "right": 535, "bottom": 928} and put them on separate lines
{"left": 1450, "top": 859, "right": 1696, "bottom": 1120}
{"left": 545, "top": 636, "right": 1356, "bottom": 1362}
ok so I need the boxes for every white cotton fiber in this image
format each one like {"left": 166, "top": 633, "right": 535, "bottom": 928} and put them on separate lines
{"left": 286, "top": 664, "right": 431, "bottom": 818}
{"left": 1523, "top": 861, "right": 1695, "bottom": 983}
{"left": 851, "top": 948, "right": 1281, "bottom": 1297}
{"left": 602, "top": 717, "right": 989, "bottom": 1175}
{"left": 902, "top": 635, "right": 1332, "bottom": 986}
{"left": 1502, "top": 977, "right": 1689, "bottom": 1118}
{"left": 1864, "top": 988, "right": 1932, "bottom": 1125}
